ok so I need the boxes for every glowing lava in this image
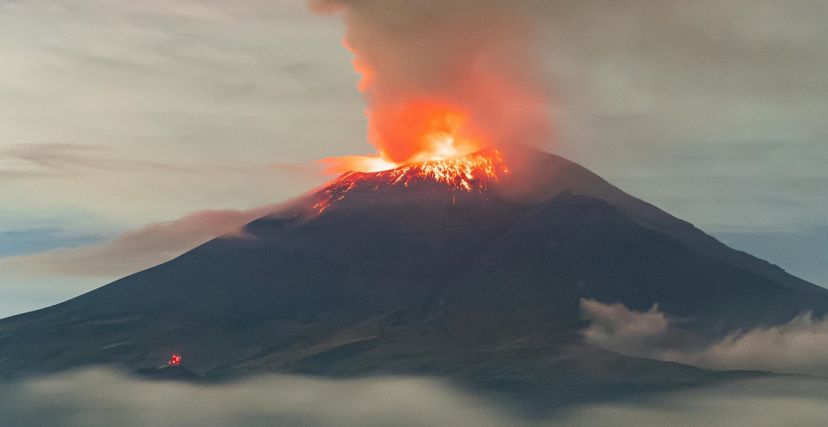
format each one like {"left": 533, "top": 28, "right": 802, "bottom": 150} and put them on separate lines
{"left": 369, "top": 100, "right": 484, "bottom": 165}
{"left": 314, "top": 149, "right": 508, "bottom": 213}
{"left": 167, "top": 354, "right": 182, "bottom": 367}
{"left": 326, "top": 101, "right": 488, "bottom": 175}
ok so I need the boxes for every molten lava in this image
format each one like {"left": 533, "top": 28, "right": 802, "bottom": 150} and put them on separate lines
{"left": 314, "top": 149, "right": 508, "bottom": 213}
{"left": 167, "top": 353, "right": 182, "bottom": 367}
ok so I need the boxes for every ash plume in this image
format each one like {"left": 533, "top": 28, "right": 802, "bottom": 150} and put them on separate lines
{"left": 308, "top": 0, "right": 552, "bottom": 163}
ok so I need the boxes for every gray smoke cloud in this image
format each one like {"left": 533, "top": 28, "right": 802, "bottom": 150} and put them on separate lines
{"left": 1, "top": 368, "right": 827, "bottom": 427}
{"left": 308, "top": 0, "right": 552, "bottom": 161}
{"left": 581, "top": 299, "right": 828, "bottom": 377}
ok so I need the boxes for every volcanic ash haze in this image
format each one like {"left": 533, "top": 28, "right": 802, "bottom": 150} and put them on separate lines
{"left": 311, "top": 0, "right": 552, "bottom": 170}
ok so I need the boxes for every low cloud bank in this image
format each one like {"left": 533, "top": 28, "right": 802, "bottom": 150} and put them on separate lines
{"left": 1, "top": 368, "right": 827, "bottom": 427}
{"left": 581, "top": 299, "right": 828, "bottom": 377}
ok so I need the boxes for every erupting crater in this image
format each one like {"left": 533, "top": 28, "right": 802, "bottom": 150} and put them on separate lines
{"left": 313, "top": 149, "right": 509, "bottom": 213}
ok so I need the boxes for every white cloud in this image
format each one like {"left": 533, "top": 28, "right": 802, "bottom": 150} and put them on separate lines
{"left": 580, "top": 299, "right": 669, "bottom": 353}
{"left": 671, "top": 312, "right": 828, "bottom": 377}
{"left": 581, "top": 298, "right": 828, "bottom": 377}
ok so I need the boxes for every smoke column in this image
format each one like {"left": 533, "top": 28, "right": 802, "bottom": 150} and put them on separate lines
{"left": 310, "top": 0, "right": 552, "bottom": 167}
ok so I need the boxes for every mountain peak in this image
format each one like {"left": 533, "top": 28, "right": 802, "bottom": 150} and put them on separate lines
{"left": 312, "top": 148, "right": 509, "bottom": 213}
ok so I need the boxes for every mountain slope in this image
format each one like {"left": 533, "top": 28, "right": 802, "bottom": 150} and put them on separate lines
{"left": 1, "top": 145, "right": 826, "bottom": 385}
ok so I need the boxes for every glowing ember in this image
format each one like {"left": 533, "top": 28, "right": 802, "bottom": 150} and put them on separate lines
{"left": 167, "top": 353, "right": 182, "bottom": 367}
{"left": 314, "top": 149, "right": 508, "bottom": 213}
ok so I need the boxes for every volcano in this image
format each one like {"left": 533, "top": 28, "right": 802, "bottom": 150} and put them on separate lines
{"left": 1, "top": 145, "right": 827, "bottom": 391}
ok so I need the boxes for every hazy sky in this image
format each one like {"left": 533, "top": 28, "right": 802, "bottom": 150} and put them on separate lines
{"left": 1, "top": 0, "right": 827, "bottom": 317}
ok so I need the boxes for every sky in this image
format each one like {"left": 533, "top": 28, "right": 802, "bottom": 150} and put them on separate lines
{"left": 1, "top": 0, "right": 827, "bottom": 318}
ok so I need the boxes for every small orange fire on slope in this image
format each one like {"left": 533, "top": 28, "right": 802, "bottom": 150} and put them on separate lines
{"left": 314, "top": 149, "right": 509, "bottom": 213}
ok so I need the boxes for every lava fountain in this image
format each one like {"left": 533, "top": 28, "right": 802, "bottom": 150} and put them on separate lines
{"left": 314, "top": 149, "right": 509, "bottom": 213}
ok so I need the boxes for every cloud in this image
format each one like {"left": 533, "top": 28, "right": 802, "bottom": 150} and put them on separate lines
{"left": 0, "top": 0, "right": 348, "bottom": 228}
{"left": 528, "top": 0, "right": 828, "bottom": 232}
{"left": 672, "top": 313, "right": 828, "bottom": 377}
{"left": 0, "top": 144, "right": 191, "bottom": 179}
{"left": 580, "top": 299, "right": 669, "bottom": 355}
{"left": 1, "top": 368, "right": 827, "bottom": 427}
{"left": 581, "top": 299, "right": 828, "bottom": 377}
{"left": 1, "top": 204, "right": 281, "bottom": 277}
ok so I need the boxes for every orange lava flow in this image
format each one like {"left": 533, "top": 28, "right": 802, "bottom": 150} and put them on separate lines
{"left": 314, "top": 149, "right": 508, "bottom": 213}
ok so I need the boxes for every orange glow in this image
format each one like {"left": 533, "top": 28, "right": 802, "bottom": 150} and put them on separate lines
{"left": 369, "top": 100, "right": 484, "bottom": 164}
{"left": 336, "top": 36, "right": 490, "bottom": 171}
{"left": 314, "top": 149, "right": 509, "bottom": 213}
{"left": 321, "top": 155, "right": 398, "bottom": 174}
{"left": 329, "top": 100, "right": 487, "bottom": 174}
